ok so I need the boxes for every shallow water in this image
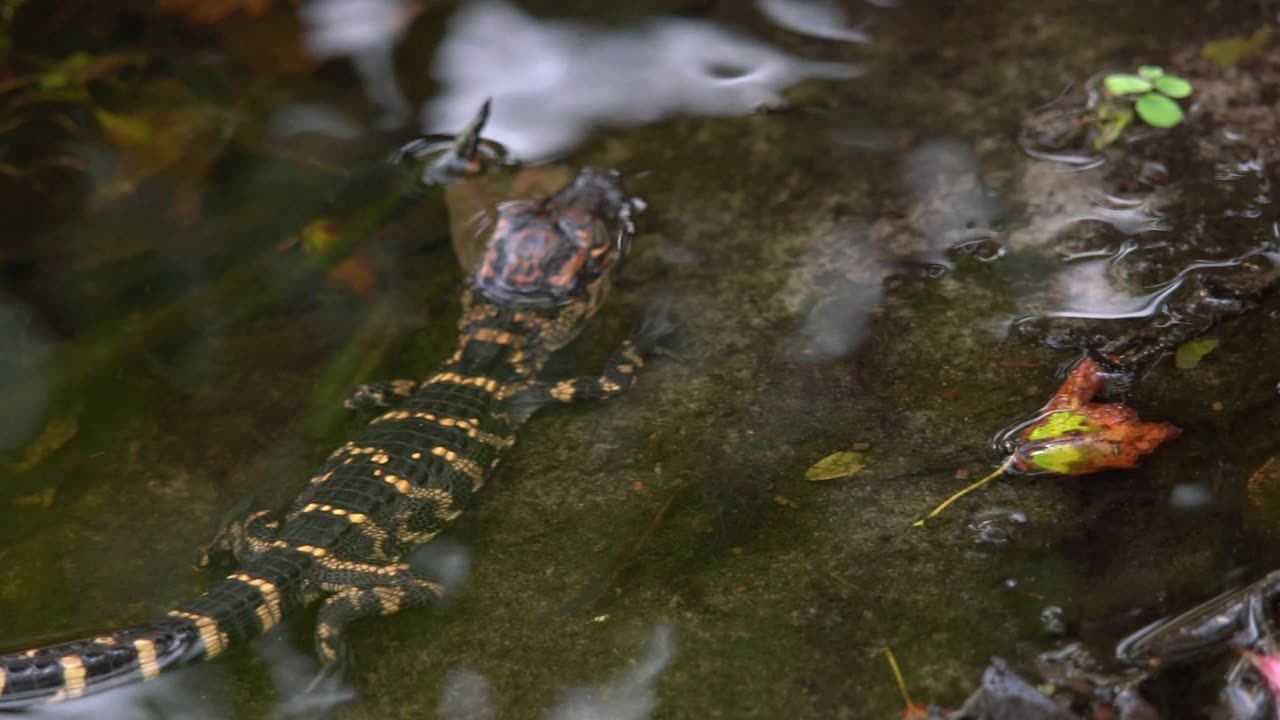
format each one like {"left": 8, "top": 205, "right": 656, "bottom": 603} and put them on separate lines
{"left": 1, "top": 1, "right": 1278, "bottom": 718}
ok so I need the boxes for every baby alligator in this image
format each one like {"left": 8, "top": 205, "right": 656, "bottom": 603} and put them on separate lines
{"left": 0, "top": 163, "right": 669, "bottom": 709}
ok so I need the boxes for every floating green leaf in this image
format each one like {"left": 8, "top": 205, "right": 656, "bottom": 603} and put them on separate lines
{"left": 1026, "top": 411, "right": 1099, "bottom": 441}
{"left": 1155, "top": 75, "right": 1193, "bottom": 99}
{"left": 1026, "top": 444, "right": 1088, "bottom": 475}
{"left": 1104, "top": 74, "right": 1152, "bottom": 96}
{"left": 1175, "top": 338, "right": 1219, "bottom": 369}
{"left": 1137, "top": 65, "right": 1165, "bottom": 80}
{"left": 1135, "top": 93, "right": 1184, "bottom": 128}
{"left": 1202, "top": 27, "right": 1272, "bottom": 67}
{"left": 805, "top": 450, "right": 866, "bottom": 481}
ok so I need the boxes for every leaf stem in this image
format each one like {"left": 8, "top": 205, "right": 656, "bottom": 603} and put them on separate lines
{"left": 912, "top": 455, "right": 1016, "bottom": 527}
{"left": 884, "top": 646, "right": 914, "bottom": 709}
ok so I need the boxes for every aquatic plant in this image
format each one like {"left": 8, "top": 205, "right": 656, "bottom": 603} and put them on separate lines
{"left": 1094, "top": 65, "right": 1193, "bottom": 149}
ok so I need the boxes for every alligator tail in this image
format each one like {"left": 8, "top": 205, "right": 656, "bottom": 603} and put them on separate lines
{"left": 0, "top": 551, "right": 301, "bottom": 710}
{"left": 0, "top": 616, "right": 204, "bottom": 709}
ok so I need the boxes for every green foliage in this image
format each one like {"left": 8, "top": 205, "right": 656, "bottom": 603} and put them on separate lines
{"left": 1154, "top": 75, "right": 1192, "bottom": 98}
{"left": 1134, "top": 93, "right": 1183, "bottom": 128}
{"left": 1095, "top": 65, "right": 1193, "bottom": 148}
{"left": 1104, "top": 74, "right": 1152, "bottom": 95}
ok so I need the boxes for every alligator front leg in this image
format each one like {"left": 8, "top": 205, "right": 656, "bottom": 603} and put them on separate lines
{"left": 196, "top": 508, "right": 280, "bottom": 569}
{"left": 343, "top": 379, "right": 422, "bottom": 411}
{"left": 309, "top": 559, "right": 445, "bottom": 668}
{"left": 505, "top": 301, "right": 677, "bottom": 413}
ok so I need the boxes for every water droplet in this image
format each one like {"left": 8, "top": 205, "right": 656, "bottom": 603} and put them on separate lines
{"left": 1040, "top": 605, "right": 1066, "bottom": 635}
{"left": 1169, "top": 482, "right": 1213, "bottom": 511}
{"left": 969, "top": 507, "right": 1029, "bottom": 546}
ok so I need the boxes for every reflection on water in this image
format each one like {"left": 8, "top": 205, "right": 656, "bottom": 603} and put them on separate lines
{"left": 435, "top": 626, "right": 675, "bottom": 720}
{"left": 0, "top": 292, "right": 52, "bottom": 455}
{"left": 777, "top": 217, "right": 883, "bottom": 361}
{"left": 1042, "top": 252, "right": 1186, "bottom": 321}
{"left": 409, "top": 537, "right": 473, "bottom": 596}
{"left": 898, "top": 138, "right": 1003, "bottom": 266}
{"left": 423, "top": 0, "right": 861, "bottom": 159}
{"left": 1036, "top": 234, "right": 1278, "bottom": 322}
{"left": 754, "top": 0, "right": 869, "bottom": 43}
{"left": 782, "top": 138, "right": 1003, "bottom": 361}
{"left": 439, "top": 666, "right": 496, "bottom": 720}
{"left": 262, "top": 634, "right": 357, "bottom": 718}
{"left": 269, "top": 103, "right": 365, "bottom": 139}
{"left": 12, "top": 668, "right": 230, "bottom": 720}
{"left": 544, "top": 626, "right": 675, "bottom": 720}
{"left": 300, "top": 0, "right": 420, "bottom": 128}
{"left": 9, "top": 624, "right": 670, "bottom": 720}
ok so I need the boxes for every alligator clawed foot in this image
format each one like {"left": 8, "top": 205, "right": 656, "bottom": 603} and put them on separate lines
{"left": 390, "top": 99, "right": 513, "bottom": 192}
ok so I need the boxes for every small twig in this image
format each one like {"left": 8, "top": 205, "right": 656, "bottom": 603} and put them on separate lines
{"left": 913, "top": 455, "right": 1016, "bottom": 527}
{"left": 884, "top": 646, "right": 915, "bottom": 709}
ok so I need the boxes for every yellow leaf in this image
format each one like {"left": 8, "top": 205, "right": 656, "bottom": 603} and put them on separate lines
{"left": 1203, "top": 27, "right": 1272, "bottom": 67}
{"left": 1175, "top": 338, "right": 1219, "bottom": 369}
{"left": 298, "top": 218, "right": 343, "bottom": 254}
{"left": 93, "top": 109, "right": 155, "bottom": 149}
{"left": 805, "top": 450, "right": 866, "bottom": 481}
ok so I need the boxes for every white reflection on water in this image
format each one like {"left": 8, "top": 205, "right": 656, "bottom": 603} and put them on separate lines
{"left": 1042, "top": 248, "right": 1279, "bottom": 321}
{"left": 544, "top": 625, "right": 676, "bottom": 720}
{"left": 439, "top": 666, "right": 497, "bottom": 720}
{"left": 424, "top": 0, "right": 861, "bottom": 160}
{"left": 1042, "top": 257, "right": 1186, "bottom": 320}
{"left": 11, "top": 667, "right": 231, "bottom": 720}
{"left": 300, "top": 0, "right": 419, "bottom": 128}
{"left": 755, "top": 0, "right": 869, "bottom": 43}
{"left": 409, "top": 537, "right": 473, "bottom": 597}
{"left": 269, "top": 103, "right": 364, "bottom": 139}
{"left": 899, "top": 138, "right": 1003, "bottom": 267}
{"left": 0, "top": 292, "right": 53, "bottom": 454}
{"left": 436, "top": 626, "right": 676, "bottom": 720}
{"left": 262, "top": 633, "right": 357, "bottom": 718}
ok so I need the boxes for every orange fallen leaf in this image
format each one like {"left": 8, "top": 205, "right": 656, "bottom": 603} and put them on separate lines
{"left": 915, "top": 356, "right": 1181, "bottom": 526}
{"left": 1011, "top": 357, "right": 1181, "bottom": 475}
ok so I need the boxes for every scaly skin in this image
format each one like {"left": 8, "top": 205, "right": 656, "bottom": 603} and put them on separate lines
{"left": 0, "top": 166, "right": 669, "bottom": 709}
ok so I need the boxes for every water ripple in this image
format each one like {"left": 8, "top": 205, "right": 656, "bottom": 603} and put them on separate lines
{"left": 424, "top": 0, "right": 862, "bottom": 160}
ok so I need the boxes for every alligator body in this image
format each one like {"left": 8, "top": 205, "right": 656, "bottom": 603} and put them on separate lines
{"left": 0, "top": 165, "right": 666, "bottom": 709}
